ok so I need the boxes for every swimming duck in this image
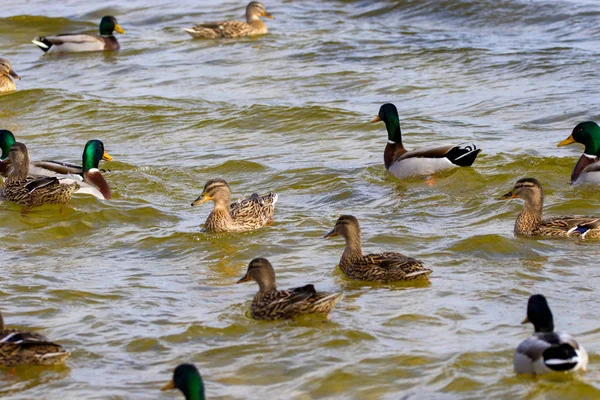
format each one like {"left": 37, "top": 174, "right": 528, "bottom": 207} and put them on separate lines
{"left": 557, "top": 121, "right": 600, "bottom": 184}
{"left": 32, "top": 16, "right": 125, "bottom": 53}
{"left": 162, "top": 364, "right": 206, "bottom": 400}
{"left": 324, "top": 215, "right": 432, "bottom": 282}
{"left": 0, "top": 59, "right": 20, "bottom": 93}
{"left": 184, "top": 2, "right": 272, "bottom": 39}
{"left": 500, "top": 177, "right": 600, "bottom": 238}
{"left": 0, "top": 132, "right": 112, "bottom": 200}
{"left": 191, "top": 178, "right": 277, "bottom": 233}
{"left": 237, "top": 258, "right": 343, "bottom": 320}
{"left": 514, "top": 294, "right": 588, "bottom": 375}
{"left": 0, "top": 142, "right": 79, "bottom": 207}
{"left": 372, "top": 103, "right": 481, "bottom": 179}
{"left": 0, "top": 310, "right": 70, "bottom": 366}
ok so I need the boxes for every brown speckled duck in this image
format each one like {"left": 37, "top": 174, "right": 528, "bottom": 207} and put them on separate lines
{"left": 184, "top": 2, "right": 273, "bottom": 39}
{"left": 500, "top": 177, "right": 600, "bottom": 238}
{"left": 191, "top": 178, "right": 277, "bottom": 233}
{"left": 0, "top": 142, "right": 79, "bottom": 208}
{"left": 324, "top": 215, "right": 432, "bottom": 282}
{"left": 0, "top": 58, "right": 20, "bottom": 93}
{"left": 0, "top": 310, "right": 70, "bottom": 366}
{"left": 237, "top": 258, "right": 342, "bottom": 320}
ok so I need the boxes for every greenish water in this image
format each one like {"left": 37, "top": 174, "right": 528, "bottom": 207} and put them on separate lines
{"left": 2, "top": 0, "right": 600, "bottom": 398}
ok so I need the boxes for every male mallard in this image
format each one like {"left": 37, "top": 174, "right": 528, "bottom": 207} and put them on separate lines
{"left": 372, "top": 103, "right": 481, "bottom": 179}
{"left": 0, "top": 132, "right": 112, "bottom": 200}
{"left": 514, "top": 294, "right": 588, "bottom": 375}
{"left": 557, "top": 121, "right": 600, "bottom": 184}
{"left": 0, "top": 310, "right": 70, "bottom": 366}
{"left": 32, "top": 16, "right": 125, "bottom": 53}
{"left": 500, "top": 178, "right": 600, "bottom": 238}
{"left": 0, "top": 142, "right": 79, "bottom": 207}
{"left": 162, "top": 364, "right": 206, "bottom": 400}
{"left": 184, "top": 2, "right": 273, "bottom": 39}
{"left": 0, "top": 59, "right": 20, "bottom": 93}
{"left": 191, "top": 178, "right": 277, "bottom": 233}
{"left": 237, "top": 258, "right": 342, "bottom": 320}
{"left": 324, "top": 215, "right": 432, "bottom": 282}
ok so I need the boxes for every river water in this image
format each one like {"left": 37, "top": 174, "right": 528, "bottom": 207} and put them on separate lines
{"left": 1, "top": 0, "right": 600, "bottom": 398}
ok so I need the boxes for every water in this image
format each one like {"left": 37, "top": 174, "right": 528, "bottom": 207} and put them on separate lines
{"left": 1, "top": 0, "right": 600, "bottom": 398}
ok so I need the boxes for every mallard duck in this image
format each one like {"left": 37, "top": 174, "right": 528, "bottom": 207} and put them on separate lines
{"left": 0, "top": 58, "right": 20, "bottom": 93}
{"left": 514, "top": 294, "right": 588, "bottom": 375}
{"left": 324, "top": 215, "right": 432, "bottom": 282}
{"left": 0, "top": 142, "right": 79, "bottom": 207}
{"left": 32, "top": 16, "right": 125, "bottom": 53}
{"left": 184, "top": 2, "right": 273, "bottom": 39}
{"left": 0, "top": 133, "right": 112, "bottom": 200}
{"left": 191, "top": 178, "right": 277, "bottom": 233}
{"left": 500, "top": 178, "right": 600, "bottom": 238}
{"left": 0, "top": 310, "right": 70, "bottom": 366}
{"left": 162, "top": 364, "right": 206, "bottom": 400}
{"left": 371, "top": 103, "right": 481, "bottom": 179}
{"left": 557, "top": 121, "right": 600, "bottom": 184}
{"left": 237, "top": 258, "right": 342, "bottom": 320}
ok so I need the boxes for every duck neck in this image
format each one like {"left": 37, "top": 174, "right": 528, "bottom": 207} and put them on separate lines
{"left": 571, "top": 154, "right": 597, "bottom": 182}
{"left": 383, "top": 117, "right": 406, "bottom": 168}
{"left": 256, "top": 277, "right": 276, "bottom": 294}
{"left": 515, "top": 197, "right": 543, "bottom": 235}
{"left": 342, "top": 231, "right": 363, "bottom": 261}
{"left": 0, "top": 75, "right": 15, "bottom": 92}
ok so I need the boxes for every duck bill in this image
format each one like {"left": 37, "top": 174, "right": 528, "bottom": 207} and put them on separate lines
{"left": 102, "top": 151, "right": 113, "bottom": 162}
{"left": 237, "top": 273, "right": 251, "bottom": 284}
{"left": 499, "top": 191, "right": 517, "bottom": 200}
{"left": 9, "top": 69, "right": 20, "bottom": 80}
{"left": 371, "top": 115, "right": 381, "bottom": 123}
{"left": 323, "top": 229, "right": 338, "bottom": 238}
{"left": 557, "top": 134, "right": 576, "bottom": 147}
{"left": 521, "top": 316, "right": 529, "bottom": 324}
{"left": 191, "top": 193, "right": 210, "bottom": 207}
{"left": 161, "top": 380, "right": 175, "bottom": 391}
{"left": 264, "top": 12, "right": 274, "bottom": 19}
{"left": 114, "top": 24, "right": 126, "bottom": 34}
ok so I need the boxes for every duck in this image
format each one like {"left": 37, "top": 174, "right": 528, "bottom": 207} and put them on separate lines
{"left": 371, "top": 103, "right": 481, "bottom": 180}
{"left": 499, "top": 177, "right": 600, "bottom": 238}
{"left": 324, "top": 215, "right": 432, "bottom": 282}
{"left": 32, "top": 16, "right": 125, "bottom": 53}
{"left": 237, "top": 258, "right": 343, "bottom": 320}
{"left": 0, "top": 309, "right": 70, "bottom": 366}
{"left": 0, "top": 132, "right": 112, "bottom": 200}
{"left": 0, "top": 142, "right": 79, "bottom": 208}
{"left": 191, "top": 178, "right": 277, "bottom": 233}
{"left": 184, "top": 2, "right": 272, "bottom": 39}
{"left": 162, "top": 364, "right": 206, "bottom": 400}
{"left": 514, "top": 294, "right": 588, "bottom": 375}
{"left": 557, "top": 121, "right": 600, "bottom": 184}
{"left": 0, "top": 58, "right": 20, "bottom": 93}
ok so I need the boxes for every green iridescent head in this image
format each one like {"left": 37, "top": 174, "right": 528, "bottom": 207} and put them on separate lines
{"left": 0, "top": 130, "right": 16, "bottom": 160}
{"left": 161, "top": 364, "right": 205, "bottom": 400}
{"left": 558, "top": 121, "right": 600, "bottom": 156}
{"left": 82, "top": 140, "right": 112, "bottom": 172}
{"left": 99, "top": 16, "right": 125, "bottom": 36}
{"left": 372, "top": 103, "right": 402, "bottom": 143}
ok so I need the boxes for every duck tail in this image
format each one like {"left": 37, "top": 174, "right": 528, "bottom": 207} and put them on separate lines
{"left": 32, "top": 37, "right": 52, "bottom": 52}
{"left": 543, "top": 343, "right": 580, "bottom": 371}
{"left": 445, "top": 144, "right": 481, "bottom": 167}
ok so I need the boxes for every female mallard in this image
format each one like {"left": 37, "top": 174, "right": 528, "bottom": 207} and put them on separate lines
{"left": 237, "top": 258, "right": 342, "bottom": 320}
{"left": 32, "top": 16, "right": 125, "bottom": 53}
{"left": 500, "top": 177, "right": 600, "bottom": 238}
{"left": 0, "top": 132, "right": 112, "bottom": 200}
{"left": 557, "top": 121, "right": 600, "bottom": 184}
{"left": 0, "top": 58, "right": 20, "bottom": 93}
{"left": 0, "top": 310, "right": 70, "bottom": 366}
{"left": 184, "top": 2, "right": 273, "bottom": 39}
{"left": 0, "top": 142, "right": 79, "bottom": 207}
{"left": 514, "top": 294, "right": 588, "bottom": 375}
{"left": 191, "top": 178, "right": 277, "bottom": 233}
{"left": 162, "top": 364, "right": 206, "bottom": 400}
{"left": 324, "top": 215, "right": 432, "bottom": 282}
{"left": 372, "top": 103, "right": 481, "bottom": 179}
